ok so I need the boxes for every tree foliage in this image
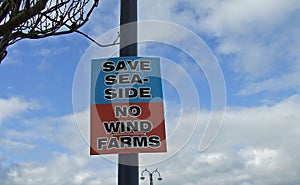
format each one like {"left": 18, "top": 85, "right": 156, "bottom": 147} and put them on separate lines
{"left": 0, "top": 0, "right": 99, "bottom": 63}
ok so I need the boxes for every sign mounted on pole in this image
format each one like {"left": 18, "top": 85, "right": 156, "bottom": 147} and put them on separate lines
{"left": 90, "top": 57, "right": 167, "bottom": 155}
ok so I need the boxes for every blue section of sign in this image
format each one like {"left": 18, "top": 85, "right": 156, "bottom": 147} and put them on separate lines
{"left": 91, "top": 57, "right": 163, "bottom": 104}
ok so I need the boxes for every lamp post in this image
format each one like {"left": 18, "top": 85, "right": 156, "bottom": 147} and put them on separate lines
{"left": 118, "top": 1, "right": 138, "bottom": 185}
{"left": 140, "top": 169, "right": 162, "bottom": 185}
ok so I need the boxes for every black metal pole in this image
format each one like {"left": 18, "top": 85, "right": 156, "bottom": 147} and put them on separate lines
{"left": 120, "top": 0, "right": 137, "bottom": 56}
{"left": 118, "top": 0, "right": 138, "bottom": 185}
{"left": 149, "top": 174, "right": 153, "bottom": 185}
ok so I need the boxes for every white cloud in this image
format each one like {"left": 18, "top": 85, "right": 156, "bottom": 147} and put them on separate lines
{"left": 196, "top": 0, "right": 300, "bottom": 94}
{"left": 1, "top": 48, "right": 23, "bottom": 66}
{"left": 0, "top": 139, "right": 35, "bottom": 151}
{"left": 198, "top": 0, "right": 299, "bottom": 35}
{"left": 238, "top": 71, "right": 300, "bottom": 95}
{"left": 1, "top": 94, "right": 300, "bottom": 184}
{"left": 140, "top": 95, "right": 300, "bottom": 185}
{"left": 86, "top": 0, "right": 120, "bottom": 37}
{"left": 36, "top": 60, "right": 52, "bottom": 71}
{"left": 53, "top": 110, "right": 90, "bottom": 155}
{"left": 0, "top": 109, "right": 116, "bottom": 184}
{"left": 0, "top": 153, "right": 115, "bottom": 185}
{"left": 139, "top": 0, "right": 300, "bottom": 95}
{"left": 0, "top": 97, "right": 39, "bottom": 124}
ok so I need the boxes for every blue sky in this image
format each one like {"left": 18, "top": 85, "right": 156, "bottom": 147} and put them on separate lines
{"left": 1, "top": 0, "right": 300, "bottom": 184}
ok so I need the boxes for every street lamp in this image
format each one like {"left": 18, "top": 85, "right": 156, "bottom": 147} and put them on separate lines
{"left": 140, "top": 168, "right": 162, "bottom": 185}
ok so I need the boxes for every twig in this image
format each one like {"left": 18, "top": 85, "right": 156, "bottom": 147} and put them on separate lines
{"left": 74, "top": 29, "right": 120, "bottom": 47}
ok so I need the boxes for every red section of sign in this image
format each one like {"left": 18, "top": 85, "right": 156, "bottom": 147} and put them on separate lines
{"left": 90, "top": 102, "right": 167, "bottom": 155}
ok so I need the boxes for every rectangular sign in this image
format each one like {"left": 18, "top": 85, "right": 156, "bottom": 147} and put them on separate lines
{"left": 90, "top": 57, "right": 167, "bottom": 155}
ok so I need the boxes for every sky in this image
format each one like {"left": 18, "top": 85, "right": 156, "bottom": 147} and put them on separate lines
{"left": 1, "top": 0, "right": 300, "bottom": 184}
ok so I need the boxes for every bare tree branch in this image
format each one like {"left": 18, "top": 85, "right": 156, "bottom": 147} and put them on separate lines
{"left": 75, "top": 29, "right": 120, "bottom": 47}
{"left": 0, "top": 0, "right": 108, "bottom": 64}
{"left": 0, "top": 0, "right": 48, "bottom": 35}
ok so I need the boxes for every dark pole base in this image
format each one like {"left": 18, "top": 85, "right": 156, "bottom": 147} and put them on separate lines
{"left": 118, "top": 154, "right": 139, "bottom": 185}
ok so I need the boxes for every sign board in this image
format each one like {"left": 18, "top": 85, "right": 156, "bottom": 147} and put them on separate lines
{"left": 90, "top": 57, "right": 167, "bottom": 155}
